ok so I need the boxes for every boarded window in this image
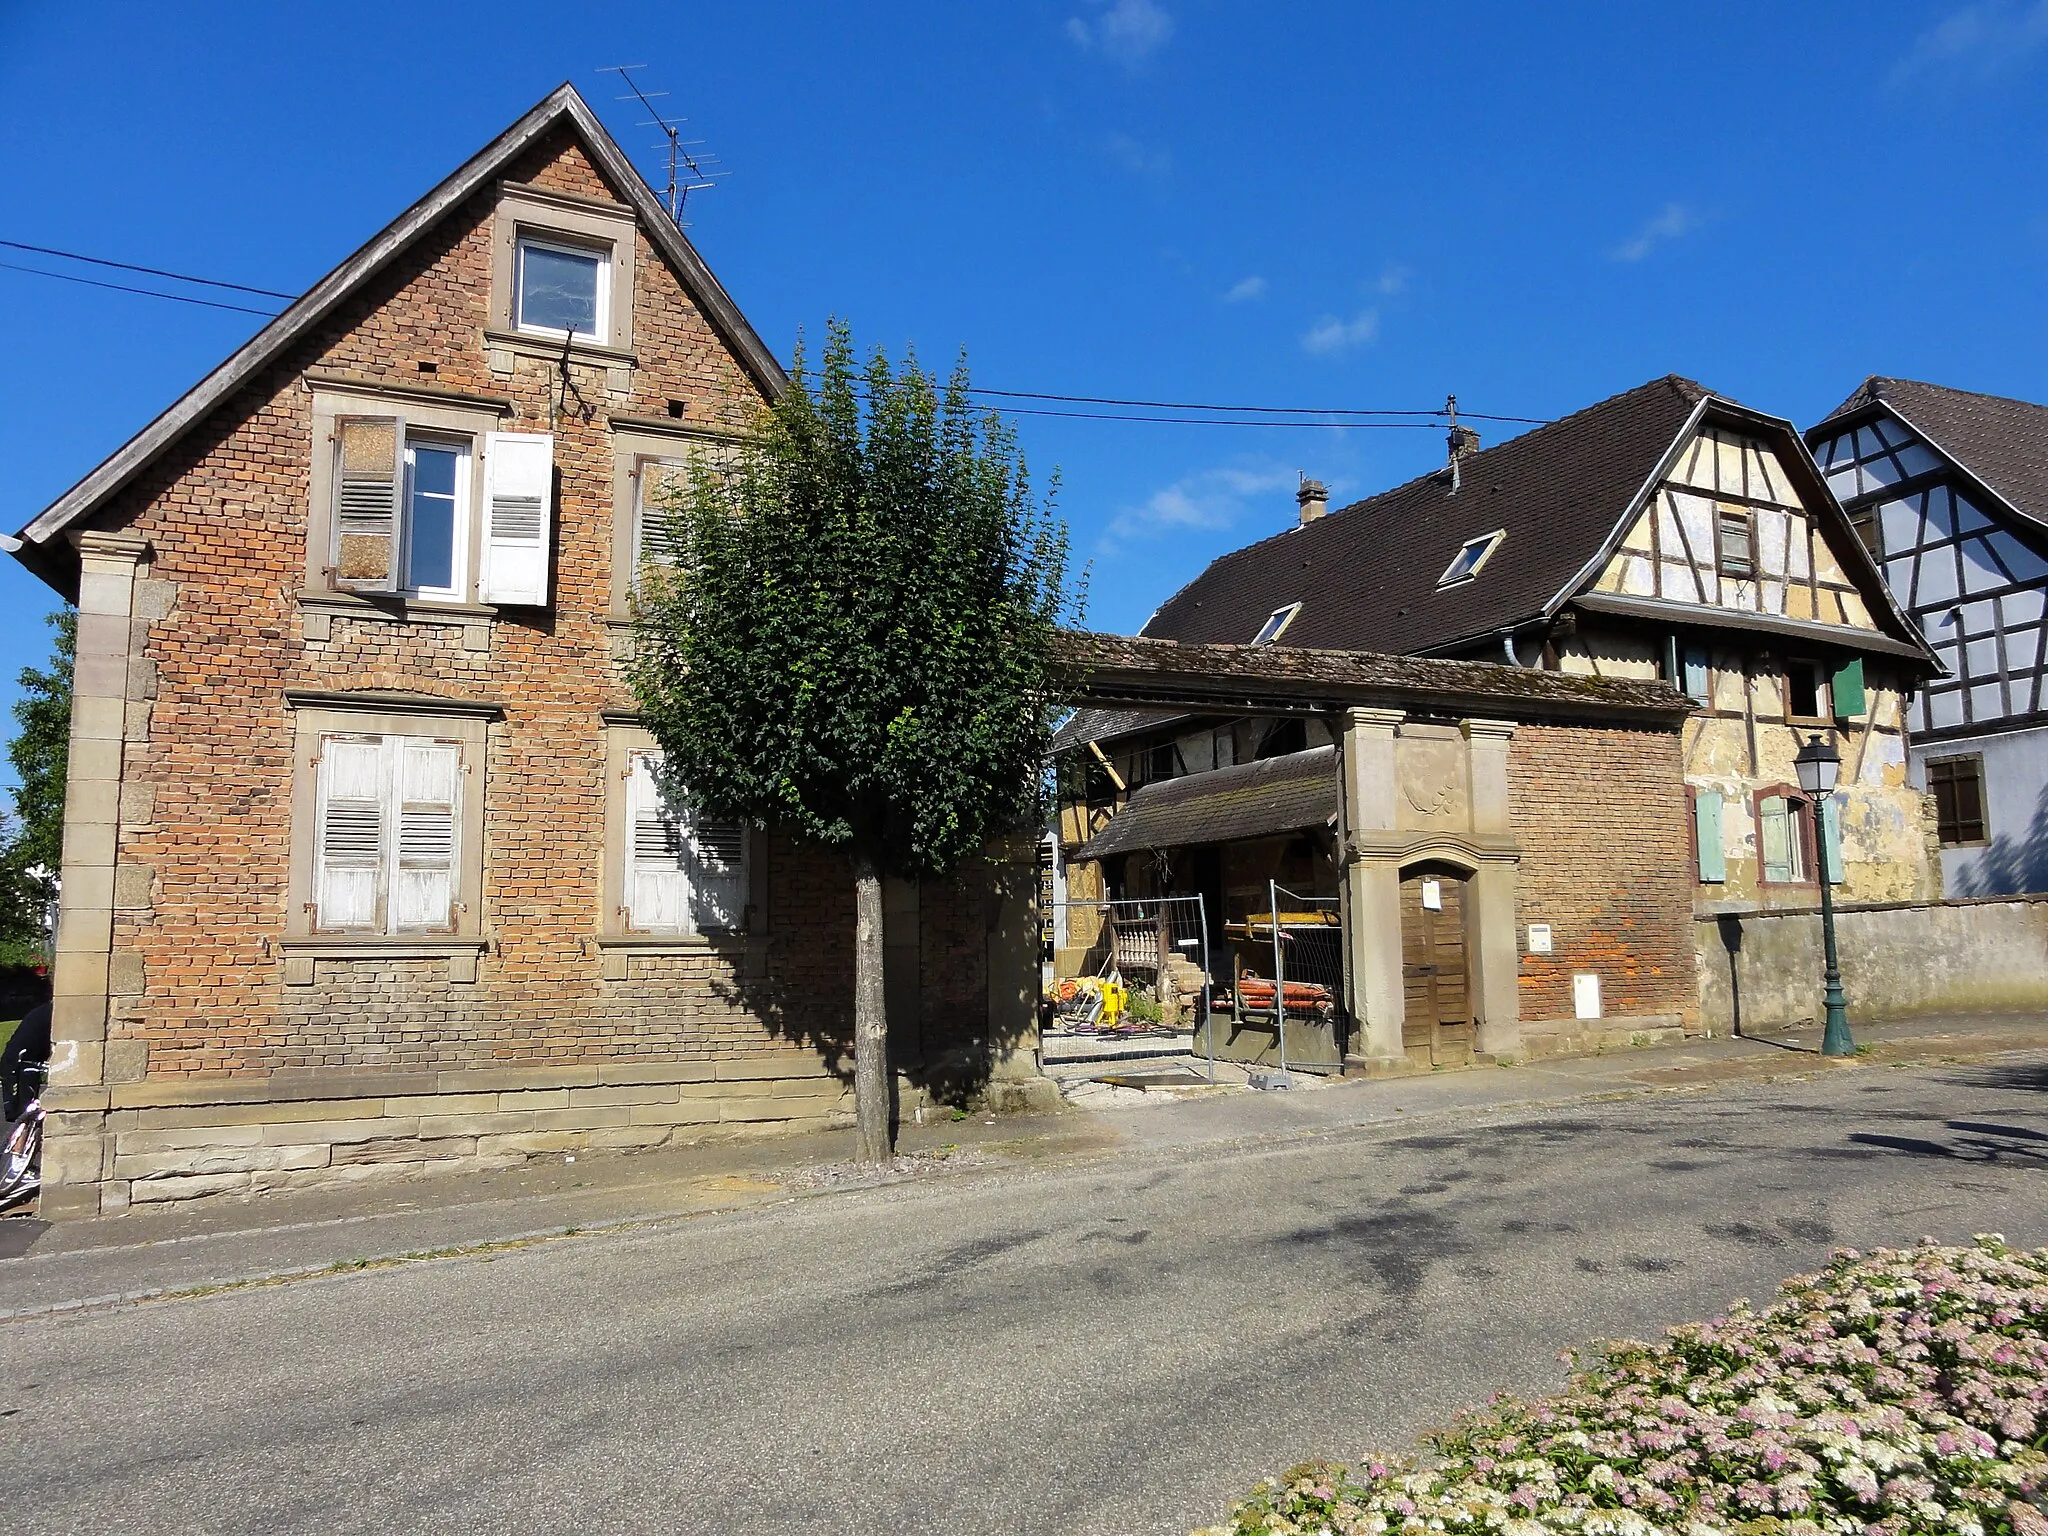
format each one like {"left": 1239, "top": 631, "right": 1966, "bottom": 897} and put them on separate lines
{"left": 1927, "top": 756, "right": 1987, "bottom": 846}
{"left": 1717, "top": 510, "right": 1755, "bottom": 578}
{"left": 1759, "top": 794, "right": 1808, "bottom": 884}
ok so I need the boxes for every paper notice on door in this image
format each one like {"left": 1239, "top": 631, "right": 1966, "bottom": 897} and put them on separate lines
{"left": 1421, "top": 878, "right": 1442, "bottom": 911}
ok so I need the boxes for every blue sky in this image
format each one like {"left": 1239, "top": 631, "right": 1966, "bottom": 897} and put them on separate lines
{"left": 3, "top": 1, "right": 2047, "bottom": 801}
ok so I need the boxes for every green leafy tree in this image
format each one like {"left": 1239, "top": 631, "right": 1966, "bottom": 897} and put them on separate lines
{"left": 1, "top": 610, "right": 74, "bottom": 966}
{"left": 629, "top": 323, "right": 1080, "bottom": 1160}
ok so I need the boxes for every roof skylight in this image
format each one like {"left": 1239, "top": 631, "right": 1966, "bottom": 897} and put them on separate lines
{"left": 1252, "top": 602, "right": 1302, "bottom": 646}
{"left": 1438, "top": 530, "right": 1506, "bottom": 587}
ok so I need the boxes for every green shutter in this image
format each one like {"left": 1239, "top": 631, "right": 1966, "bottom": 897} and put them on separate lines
{"left": 1694, "top": 792, "right": 1725, "bottom": 883}
{"left": 1832, "top": 657, "right": 1866, "bottom": 719}
{"left": 1821, "top": 797, "right": 1845, "bottom": 884}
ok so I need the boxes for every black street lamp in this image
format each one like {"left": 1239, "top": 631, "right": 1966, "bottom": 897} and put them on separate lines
{"left": 1794, "top": 733, "right": 1855, "bottom": 1057}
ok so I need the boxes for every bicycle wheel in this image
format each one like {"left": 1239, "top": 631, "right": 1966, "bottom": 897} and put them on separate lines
{"left": 0, "top": 1114, "right": 41, "bottom": 1207}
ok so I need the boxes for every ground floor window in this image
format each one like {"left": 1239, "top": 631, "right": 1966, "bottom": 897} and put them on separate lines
{"left": 1926, "top": 755, "right": 1988, "bottom": 846}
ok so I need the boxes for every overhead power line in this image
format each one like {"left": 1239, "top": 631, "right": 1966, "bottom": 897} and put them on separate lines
{"left": 0, "top": 260, "right": 284, "bottom": 317}
{"left": 0, "top": 237, "right": 1555, "bottom": 428}
{"left": 0, "top": 239, "right": 298, "bottom": 299}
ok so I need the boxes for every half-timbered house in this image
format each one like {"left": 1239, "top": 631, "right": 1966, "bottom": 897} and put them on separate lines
{"left": 1807, "top": 378, "right": 2048, "bottom": 896}
{"left": 1076, "top": 377, "right": 1941, "bottom": 928}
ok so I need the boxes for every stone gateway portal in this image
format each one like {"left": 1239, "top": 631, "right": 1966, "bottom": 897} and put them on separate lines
{"left": 1400, "top": 862, "right": 1474, "bottom": 1067}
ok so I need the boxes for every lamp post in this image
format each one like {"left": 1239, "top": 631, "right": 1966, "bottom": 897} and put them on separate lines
{"left": 1794, "top": 733, "right": 1854, "bottom": 1057}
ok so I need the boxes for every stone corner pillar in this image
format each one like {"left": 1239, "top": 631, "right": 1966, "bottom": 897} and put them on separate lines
{"left": 1339, "top": 707, "right": 1407, "bottom": 1064}
{"left": 45, "top": 529, "right": 150, "bottom": 1220}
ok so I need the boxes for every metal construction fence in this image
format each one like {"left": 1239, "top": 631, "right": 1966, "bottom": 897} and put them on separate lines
{"left": 1042, "top": 896, "right": 1216, "bottom": 1081}
{"left": 1242, "top": 881, "right": 1345, "bottom": 1073}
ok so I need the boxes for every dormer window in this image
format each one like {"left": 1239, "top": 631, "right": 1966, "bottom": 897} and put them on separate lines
{"left": 1252, "top": 602, "right": 1301, "bottom": 646}
{"left": 1438, "top": 530, "right": 1505, "bottom": 586}
{"left": 515, "top": 236, "right": 609, "bottom": 341}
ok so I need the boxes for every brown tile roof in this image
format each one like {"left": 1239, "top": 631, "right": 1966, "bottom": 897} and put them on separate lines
{"left": 1055, "top": 630, "right": 1694, "bottom": 724}
{"left": 1813, "top": 376, "right": 2048, "bottom": 532}
{"left": 1140, "top": 376, "right": 1710, "bottom": 655}
{"left": 1073, "top": 746, "right": 1338, "bottom": 860}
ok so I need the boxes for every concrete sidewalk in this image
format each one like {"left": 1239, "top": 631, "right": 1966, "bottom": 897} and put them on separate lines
{"left": 3, "top": 1009, "right": 2042, "bottom": 1320}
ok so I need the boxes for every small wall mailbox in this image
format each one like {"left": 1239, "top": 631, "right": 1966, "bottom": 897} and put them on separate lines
{"left": 1526, "top": 923, "right": 1552, "bottom": 954}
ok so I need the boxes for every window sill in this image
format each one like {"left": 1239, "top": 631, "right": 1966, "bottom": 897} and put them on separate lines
{"left": 594, "top": 932, "right": 767, "bottom": 980}
{"left": 483, "top": 328, "right": 637, "bottom": 371}
{"left": 275, "top": 935, "right": 488, "bottom": 986}
{"left": 298, "top": 590, "right": 497, "bottom": 652}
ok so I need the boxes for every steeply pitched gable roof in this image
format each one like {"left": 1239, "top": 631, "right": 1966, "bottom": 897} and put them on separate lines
{"left": 1141, "top": 376, "right": 1710, "bottom": 655}
{"left": 1811, "top": 377, "right": 2048, "bottom": 534}
{"left": 1142, "top": 374, "right": 1927, "bottom": 663}
{"left": 15, "top": 83, "right": 784, "bottom": 558}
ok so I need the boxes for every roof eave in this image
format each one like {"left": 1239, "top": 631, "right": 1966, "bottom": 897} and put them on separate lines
{"left": 16, "top": 83, "right": 785, "bottom": 558}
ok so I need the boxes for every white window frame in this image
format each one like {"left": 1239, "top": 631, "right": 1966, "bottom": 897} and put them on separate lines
{"left": 399, "top": 433, "right": 473, "bottom": 602}
{"left": 1438, "top": 529, "right": 1506, "bottom": 586}
{"left": 1252, "top": 601, "right": 1302, "bottom": 646}
{"left": 514, "top": 234, "right": 612, "bottom": 344}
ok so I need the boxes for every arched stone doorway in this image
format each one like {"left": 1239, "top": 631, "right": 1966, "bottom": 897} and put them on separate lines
{"left": 1398, "top": 859, "right": 1475, "bottom": 1066}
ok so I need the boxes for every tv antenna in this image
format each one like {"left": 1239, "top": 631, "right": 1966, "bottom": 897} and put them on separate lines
{"left": 597, "top": 65, "right": 728, "bottom": 227}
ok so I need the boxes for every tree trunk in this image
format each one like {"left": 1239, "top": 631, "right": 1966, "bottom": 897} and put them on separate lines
{"left": 852, "top": 848, "right": 893, "bottom": 1163}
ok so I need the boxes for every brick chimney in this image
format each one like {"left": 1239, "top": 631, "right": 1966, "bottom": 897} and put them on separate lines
{"left": 1296, "top": 474, "right": 1329, "bottom": 525}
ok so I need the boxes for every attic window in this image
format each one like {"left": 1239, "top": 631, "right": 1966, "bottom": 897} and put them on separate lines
{"left": 1438, "top": 530, "right": 1505, "bottom": 586}
{"left": 515, "top": 236, "right": 608, "bottom": 342}
{"left": 1252, "top": 602, "right": 1302, "bottom": 646}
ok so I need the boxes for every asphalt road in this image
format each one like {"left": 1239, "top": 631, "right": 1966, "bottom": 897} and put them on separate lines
{"left": 3, "top": 1056, "right": 2045, "bottom": 1535}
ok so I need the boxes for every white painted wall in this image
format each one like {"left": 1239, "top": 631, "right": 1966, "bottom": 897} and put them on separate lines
{"left": 1909, "top": 721, "right": 2048, "bottom": 895}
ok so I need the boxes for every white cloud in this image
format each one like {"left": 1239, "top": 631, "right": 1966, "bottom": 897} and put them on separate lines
{"left": 1301, "top": 309, "right": 1380, "bottom": 356}
{"left": 1224, "top": 275, "right": 1268, "bottom": 303}
{"left": 1894, "top": 0, "right": 2048, "bottom": 79}
{"left": 1374, "top": 263, "right": 1411, "bottom": 296}
{"left": 1067, "top": 0, "right": 1174, "bottom": 64}
{"left": 1105, "top": 132, "right": 1172, "bottom": 181}
{"left": 1099, "top": 463, "right": 1296, "bottom": 551}
{"left": 1613, "top": 202, "right": 1700, "bottom": 263}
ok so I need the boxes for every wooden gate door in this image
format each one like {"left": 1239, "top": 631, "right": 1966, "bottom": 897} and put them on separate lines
{"left": 1399, "top": 863, "right": 1474, "bottom": 1067}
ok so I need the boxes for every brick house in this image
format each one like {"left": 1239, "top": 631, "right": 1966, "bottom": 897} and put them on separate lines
{"left": 9, "top": 86, "right": 1039, "bottom": 1219}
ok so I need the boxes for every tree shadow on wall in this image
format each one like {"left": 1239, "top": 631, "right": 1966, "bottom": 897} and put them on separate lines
{"left": 681, "top": 840, "right": 1039, "bottom": 1122}
{"left": 1949, "top": 777, "right": 2048, "bottom": 898}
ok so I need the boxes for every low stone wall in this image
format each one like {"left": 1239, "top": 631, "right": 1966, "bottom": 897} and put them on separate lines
{"left": 53, "top": 1052, "right": 872, "bottom": 1210}
{"left": 1695, "top": 894, "right": 2048, "bottom": 1035}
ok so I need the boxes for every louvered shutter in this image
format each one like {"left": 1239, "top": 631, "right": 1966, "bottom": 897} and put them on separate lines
{"left": 315, "top": 736, "right": 387, "bottom": 929}
{"left": 1693, "top": 793, "right": 1725, "bottom": 884}
{"left": 627, "top": 751, "right": 688, "bottom": 932}
{"left": 333, "top": 416, "right": 404, "bottom": 592}
{"left": 684, "top": 815, "right": 748, "bottom": 932}
{"left": 392, "top": 739, "right": 461, "bottom": 931}
{"left": 1820, "top": 797, "right": 1845, "bottom": 885}
{"left": 481, "top": 431, "right": 554, "bottom": 606}
{"left": 635, "top": 457, "right": 691, "bottom": 582}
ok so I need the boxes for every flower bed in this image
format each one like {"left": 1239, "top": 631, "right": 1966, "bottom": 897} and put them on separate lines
{"left": 1199, "top": 1236, "right": 2048, "bottom": 1536}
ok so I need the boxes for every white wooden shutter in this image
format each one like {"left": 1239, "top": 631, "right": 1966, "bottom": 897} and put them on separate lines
{"left": 315, "top": 736, "right": 387, "bottom": 929}
{"left": 685, "top": 816, "right": 748, "bottom": 932}
{"left": 333, "top": 416, "right": 404, "bottom": 592}
{"left": 481, "top": 431, "right": 554, "bottom": 606}
{"left": 635, "top": 457, "right": 691, "bottom": 581}
{"left": 627, "top": 751, "right": 688, "bottom": 932}
{"left": 391, "top": 739, "right": 461, "bottom": 931}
